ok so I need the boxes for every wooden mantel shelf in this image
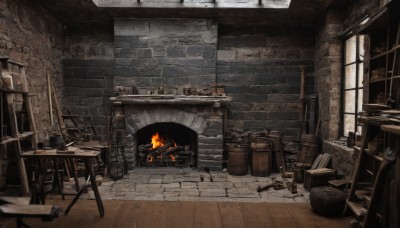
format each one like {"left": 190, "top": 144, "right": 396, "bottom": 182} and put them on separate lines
{"left": 111, "top": 95, "right": 232, "bottom": 105}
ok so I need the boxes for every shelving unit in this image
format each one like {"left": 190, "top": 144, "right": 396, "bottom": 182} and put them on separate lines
{"left": 344, "top": 2, "right": 400, "bottom": 227}
{"left": 359, "top": 1, "right": 400, "bottom": 106}
{"left": 0, "top": 57, "right": 37, "bottom": 195}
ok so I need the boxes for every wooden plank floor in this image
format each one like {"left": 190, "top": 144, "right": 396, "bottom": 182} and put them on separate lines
{"left": 0, "top": 199, "right": 350, "bottom": 228}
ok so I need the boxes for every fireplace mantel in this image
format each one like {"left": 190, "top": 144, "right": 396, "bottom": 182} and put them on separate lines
{"left": 111, "top": 95, "right": 232, "bottom": 105}
{"left": 111, "top": 94, "right": 230, "bottom": 171}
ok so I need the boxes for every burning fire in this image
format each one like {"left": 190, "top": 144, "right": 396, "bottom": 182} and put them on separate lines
{"left": 151, "top": 132, "right": 166, "bottom": 149}
{"left": 148, "top": 132, "right": 177, "bottom": 163}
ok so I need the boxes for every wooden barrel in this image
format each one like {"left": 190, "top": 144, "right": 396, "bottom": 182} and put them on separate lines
{"left": 249, "top": 137, "right": 270, "bottom": 150}
{"left": 228, "top": 146, "right": 248, "bottom": 176}
{"left": 251, "top": 148, "right": 272, "bottom": 177}
{"left": 297, "top": 134, "right": 321, "bottom": 165}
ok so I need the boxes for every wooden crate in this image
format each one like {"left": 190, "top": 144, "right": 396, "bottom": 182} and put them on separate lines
{"left": 304, "top": 168, "right": 336, "bottom": 190}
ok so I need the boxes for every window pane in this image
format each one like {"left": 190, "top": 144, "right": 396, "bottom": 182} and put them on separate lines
{"left": 344, "top": 90, "right": 356, "bottom": 113}
{"left": 359, "top": 35, "right": 365, "bottom": 61}
{"left": 345, "top": 64, "right": 357, "bottom": 89}
{"left": 358, "top": 63, "right": 364, "bottom": 87}
{"left": 357, "top": 89, "right": 363, "bottom": 113}
{"left": 346, "top": 36, "right": 357, "bottom": 64}
{"left": 343, "top": 114, "right": 355, "bottom": 136}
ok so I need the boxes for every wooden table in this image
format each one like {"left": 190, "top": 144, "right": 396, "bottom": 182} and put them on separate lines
{"left": 21, "top": 149, "right": 105, "bottom": 217}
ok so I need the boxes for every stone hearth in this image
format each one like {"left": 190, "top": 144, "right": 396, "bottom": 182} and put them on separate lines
{"left": 111, "top": 95, "right": 231, "bottom": 171}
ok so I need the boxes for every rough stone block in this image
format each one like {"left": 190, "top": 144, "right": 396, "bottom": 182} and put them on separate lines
{"left": 217, "top": 50, "right": 236, "bottom": 61}
{"left": 198, "top": 154, "right": 223, "bottom": 161}
{"left": 198, "top": 135, "right": 223, "bottom": 144}
{"left": 202, "top": 45, "right": 216, "bottom": 59}
{"left": 243, "top": 120, "right": 265, "bottom": 130}
{"left": 166, "top": 45, "right": 186, "bottom": 58}
{"left": 114, "top": 19, "right": 150, "bottom": 36}
{"left": 186, "top": 45, "right": 203, "bottom": 57}
{"left": 198, "top": 143, "right": 222, "bottom": 149}
{"left": 137, "top": 48, "right": 153, "bottom": 59}
{"left": 116, "top": 48, "right": 137, "bottom": 58}
{"left": 115, "top": 58, "right": 133, "bottom": 66}
{"left": 114, "top": 66, "right": 140, "bottom": 77}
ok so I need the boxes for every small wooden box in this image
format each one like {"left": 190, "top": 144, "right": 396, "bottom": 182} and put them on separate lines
{"left": 304, "top": 168, "right": 336, "bottom": 190}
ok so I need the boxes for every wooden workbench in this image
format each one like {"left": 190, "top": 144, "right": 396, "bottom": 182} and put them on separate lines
{"left": 21, "top": 149, "right": 104, "bottom": 217}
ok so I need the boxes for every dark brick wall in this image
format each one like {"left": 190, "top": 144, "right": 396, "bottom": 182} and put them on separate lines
{"left": 62, "top": 25, "right": 114, "bottom": 136}
{"left": 0, "top": 0, "right": 64, "bottom": 139}
{"left": 113, "top": 19, "right": 218, "bottom": 92}
{"left": 217, "top": 25, "right": 315, "bottom": 141}
{"left": 62, "top": 21, "right": 315, "bottom": 142}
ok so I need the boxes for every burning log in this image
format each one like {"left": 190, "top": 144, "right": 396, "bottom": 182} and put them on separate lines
{"left": 156, "top": 142, "right": 174, "bottom": 154}
{"left": 137, "top": 140, "right": 193, "bottom": 167}
{"left": 138, "top": 143, "right": 153, "bottom": 151}
{"left": 165, "top": 146, "right": 184, "bottom": 156}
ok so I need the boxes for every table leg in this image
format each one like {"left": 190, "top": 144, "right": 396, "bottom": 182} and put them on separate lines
{"left": 52, "top": 159, "right": 64, "bottom": 200}
{"left": 84, "top": 158, "right": 104, "bottom": 217}
{"left": 37, "top": 159, "right": 46, "bottom": 205}
{"left": 68, "top": 158, "right": 80, "bottom": 192}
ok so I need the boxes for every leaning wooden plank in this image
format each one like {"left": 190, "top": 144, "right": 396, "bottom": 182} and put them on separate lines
{"left": 50, "top": 77, "right": 70, "bottom": 142}
{"left": 0, "top": 196, "right": 30, "bottom": 205}
{"left": 317, "top": 154, "right": 332, "bottom": 169}
{"left": 310, "top": 154, "right": 323, "bottom": 170}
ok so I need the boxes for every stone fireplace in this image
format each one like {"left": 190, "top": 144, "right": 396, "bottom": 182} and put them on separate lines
{"left": 111, "top": 95, "right": 231, "bottom": 171}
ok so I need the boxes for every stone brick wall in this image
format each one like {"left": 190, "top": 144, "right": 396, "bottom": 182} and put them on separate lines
{"left": 217, "top": 25, "right": 315, "bottom": 141}
{"left": 314, "top": 7, "right": 343, "bottom": 141}
{"left": 0, "top": 0, "right": 64, "bottom": 139}
{"left": 113, "top": 18, "right": 218, "bottom": 92}
{"left": 0, "top": 0, "right": 64, "bottom": 188}
{"left": 63, "top": 26, "right": 114, "bottom": 137}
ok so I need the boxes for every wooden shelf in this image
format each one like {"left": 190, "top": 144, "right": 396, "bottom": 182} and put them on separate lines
{"left": 364, "top": 149, "right": 384, "bottom": 162}
{"left": 381, "top": 124, "right": 400, "bottom": 136}
{"left": 0, "top": 88, "right": 28, "bottom": 95}
{"left": 19, "top": 131, "right": 34, "bottom": 139}
{"left": 0, "top": 132, "right": 34, "bottom": 145}
{"left": 0, "top": 137, "right": 18, "bottom": 145}
{"left": 369, "top": 75, "right": 400, "bottom": 84}
{"left": 371, "top": 44, "right": 400, "bottom": 60}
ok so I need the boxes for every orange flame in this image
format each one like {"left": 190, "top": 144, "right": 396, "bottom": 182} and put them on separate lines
{"left": 151, "top": 132, "right": 166, "bottom": 148}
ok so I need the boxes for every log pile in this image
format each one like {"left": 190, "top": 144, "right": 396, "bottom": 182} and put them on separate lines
{"left": 138, "top": 143, "right": 194, "bottom": 167}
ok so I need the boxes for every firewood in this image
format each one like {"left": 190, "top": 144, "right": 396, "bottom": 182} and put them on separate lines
{"left": 156, "top": 142, "right": 174, "bottom": 154}
{"left": 165, "top": 146, "right": 184, "bottom": 156}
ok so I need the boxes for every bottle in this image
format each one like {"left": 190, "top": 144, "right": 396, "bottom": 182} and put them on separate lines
{"left": 291, "top": 180, "right": 297, "bottom": 194}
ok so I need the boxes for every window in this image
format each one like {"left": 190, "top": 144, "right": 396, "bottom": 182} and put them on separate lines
{"left": 342, "top": 35, "right": 364, "bottom": 137}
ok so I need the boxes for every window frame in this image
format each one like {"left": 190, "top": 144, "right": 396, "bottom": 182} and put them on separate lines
{"left": 341, "top": 34, "right": 364, "bottom": 137}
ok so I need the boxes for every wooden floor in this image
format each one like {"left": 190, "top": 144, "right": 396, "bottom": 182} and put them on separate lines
{"left": 0, "top": 199, "right": 350, "bottom": 228}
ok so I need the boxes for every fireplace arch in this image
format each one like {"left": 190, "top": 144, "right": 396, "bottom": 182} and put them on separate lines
{"left": 125, "top": 107, "right": 208, "bottom": 135}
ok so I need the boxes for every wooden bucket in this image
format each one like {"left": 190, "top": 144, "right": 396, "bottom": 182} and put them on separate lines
{"left": 251, "top": 148, "right": 272, "bottom": 177}
{"left": 228, "top": 146, "right": 249, "bottom": 176}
